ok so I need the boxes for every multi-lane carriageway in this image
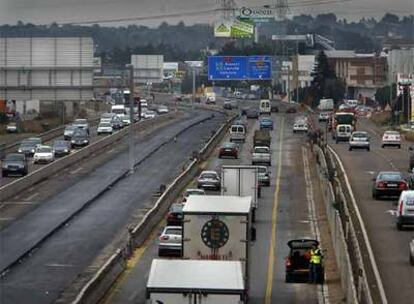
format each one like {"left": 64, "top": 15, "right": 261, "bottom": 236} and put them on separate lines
{"left": 101, "top": 100, "right": 344, "bottom": 304}
{"left": 2, "top": 96, "right": 412, "bottom": 304}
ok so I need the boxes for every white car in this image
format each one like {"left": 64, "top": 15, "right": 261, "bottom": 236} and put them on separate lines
{"left": 396, "top": 190, "right": 414, "bottom": 230}
{"left": 6, "top": 122, "right": 18, "bottom": 133}
{"left": 140, "top": 99, "right": 148, "bottom": 108}
{"left": 33, "top": 145, "right": 55, "bottom": 164}
{"left": 97, "top": 122, "right": 113, "bottom": 135}
{"left": 158, "top": 226, "right": 182, "bottom": 257}
{"left": 182, "top": 188, "right": 206, "bottom": 203}
{"left": 197, "top": 171, "right": 221, "bottom": 191}
{"left": 318, "top": 112, "right": 330, "bottom": 122}
{"left": 349, "top": 131, "right": 370, "bottom": 151}
{"left": 252, "top": 146, "right": 271, "bottom": 166}
{"left": 382, "top": 131, "right": 401, "bottom": 149}
{"left": 293, "top": 123, "right": 309, "bottom": 133}
{"left": 143, "top": 110, "right": 156, "bottom": 119}
{"left": 156, "top": 105, "right": 169, "bottom": 114}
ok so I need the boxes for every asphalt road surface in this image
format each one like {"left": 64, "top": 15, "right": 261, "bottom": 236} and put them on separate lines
{"left": 321, "top": 117, "right": 414, "bottom": 304}
{"left": 0, "top": 109, "right": 226, "bottom": 304}
{"left": 104, "top": 106, "right": 326, "bottom": 304}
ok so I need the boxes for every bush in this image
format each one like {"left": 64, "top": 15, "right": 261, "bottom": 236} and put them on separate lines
{"left": 370, "top": 112, "right": 391, "bottom": 126}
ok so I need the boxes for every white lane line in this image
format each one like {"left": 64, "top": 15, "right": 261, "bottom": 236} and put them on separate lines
{"left": 69, "top": 167, "right": 83, "bottom": 175}
{"left": 45, "top": 263, "right": 75, "bottom": 268}
{"left": 1, "top": 201, "right": 39, "bottom": 205}
{"left": 25, "top": 192, "right": 39, "bottom": 201}
{"left": 106, "top": 148, "right": 115, "bottom": 154}
{"left": 0, "top": 217, "right": 14, "bottom": 221}
{"left": 302, "top": 146, "right": 330, "bottom": 304}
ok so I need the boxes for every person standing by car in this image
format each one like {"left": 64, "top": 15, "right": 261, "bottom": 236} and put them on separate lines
{"left": 309, "top": 244, "right": 323, "bottom": 283}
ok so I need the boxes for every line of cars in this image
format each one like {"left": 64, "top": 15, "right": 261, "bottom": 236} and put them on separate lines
{"left": 1, "top": 118, "right": 90, "bottom": 178}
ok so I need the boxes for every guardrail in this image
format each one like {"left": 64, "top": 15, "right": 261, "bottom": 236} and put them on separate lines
{"left": 67, "top": 112, "right": 237, "bottom": 304}
{"left": 313, "top": 143, "right": 387, "bottom": 304}
{"left": 0, "top": 113, "right": 178, "bottom": 202}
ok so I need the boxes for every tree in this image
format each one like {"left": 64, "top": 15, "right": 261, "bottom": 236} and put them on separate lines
{"left": 309, "top": 50, "right": 337, "bottom": 106}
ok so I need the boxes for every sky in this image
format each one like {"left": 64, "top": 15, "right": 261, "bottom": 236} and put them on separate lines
{"left": 0, "top": 0, "right": 413, "bottom": 26}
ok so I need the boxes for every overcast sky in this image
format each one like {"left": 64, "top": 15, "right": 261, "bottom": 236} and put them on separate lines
{"left": 1, "top": 0, "right": 413, "bottom": 26}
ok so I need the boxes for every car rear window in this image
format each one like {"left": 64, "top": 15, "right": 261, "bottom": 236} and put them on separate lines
{"left": 353, "top": 133, "right": 367, "bottom": 138}
{"left": 165, "top": 228, "right": 182, "bottom": 235}
{"left": 6, "top": 154, "right": 24, "bottom": 161}
{"left": 37, "top": 147, "right": 51, "bottom": 153}
{"left": 255, "top": 147, "right": 269, "bottom": 153}
{"left": 378, "top": 173, "right": 402, "bottom": 181}
{"left": 171, "top": 204, "right": 184, "bottom": 213}
{"left": 201, "top": 173, "right": 217, "bottom": 179}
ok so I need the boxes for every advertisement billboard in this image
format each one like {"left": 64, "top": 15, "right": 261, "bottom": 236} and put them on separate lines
{"left": 208, "top": 56, "right": 272, "bottom": 81}
{"left": 214, "top": 19, "right": 254, "bottom": 38}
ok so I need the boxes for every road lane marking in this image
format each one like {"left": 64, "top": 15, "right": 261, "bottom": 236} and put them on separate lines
{"left": 1, "top": 201, "right": 39, "bottom": 205}
{"left": 0, "top": 218, "right": 14, "bottom": 221}
{"left": 302, "top": 146, "right": 330, "bottom": 304}
{"left": 25, "top": 192, "right": 39, "bottom": 201}
{"left": 45, "top": 263, "right": 74, "bottom": 268}
{"left": 265, "top": 117, "right": 284, "bottom": 304}
{"left": 69, "top": 167, "right": 83, "bottom": 175}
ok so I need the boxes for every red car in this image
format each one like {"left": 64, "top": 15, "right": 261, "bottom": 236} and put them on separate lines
{"left": 218, "top": 142, "right": 239, "bottom": 159}
{"left": 166, "top": 203, "right": 184, "bottom": 226}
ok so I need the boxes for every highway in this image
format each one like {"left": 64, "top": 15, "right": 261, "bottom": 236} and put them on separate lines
{"left": 321, "top": 117, "right": 414, "bottom": 304}
{"left": 0, "top": 109, "right": 226, "bottom": 304}
{"left": 103, "top": 102, "right": 338, "bottom": 304}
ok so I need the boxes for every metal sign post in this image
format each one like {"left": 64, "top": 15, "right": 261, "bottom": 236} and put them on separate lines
{"left": 127, "top": 64, "right": 135, "bottom": 174}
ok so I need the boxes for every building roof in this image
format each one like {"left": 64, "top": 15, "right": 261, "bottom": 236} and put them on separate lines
{"left": 324, "top": 50, "right": 356, "bottom": 58}
{"left": 183, "top": 195, "right": 251, "bottom": 214}
{"left": 147, "top": 259, "right": 245, "bottom": 291}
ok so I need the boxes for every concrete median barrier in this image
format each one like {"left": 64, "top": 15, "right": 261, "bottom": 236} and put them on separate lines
{"left": 0, "top": 113, "right": 178, "bottom": 202}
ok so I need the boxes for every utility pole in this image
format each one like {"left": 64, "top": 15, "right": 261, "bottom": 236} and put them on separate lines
{"left": 127, "top": 64, "right": 135, "bottom": 174}
{"left": 296, "top": 40, "right": 300, "bottom": 103}
{"left": 192, "top": 68, "right": 196, "bottom": 109}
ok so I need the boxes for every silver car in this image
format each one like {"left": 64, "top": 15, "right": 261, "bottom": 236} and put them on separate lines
{"left": 158, "top": 226, "right": 182, "bottom": 257}
{"left": 257, "top": 166, "right": 271, "bottom": 186}
{"left": 410, "top": 239, "right": 414, "bottom": 265}
{"left": 197, "top": 170, "right": 221, "bottom": 191}
{"left": 252, "top": 146, "right": 271, "bottom": 166}
{"left": 349, "top": 131, "right": 370, "bottom": 151}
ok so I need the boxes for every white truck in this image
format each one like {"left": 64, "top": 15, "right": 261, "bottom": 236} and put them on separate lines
{"left": 221, "top": 165, "right": 259, "bottom": 221}
{"left": 182, "top": 195, "right": 253, "bottom": 292}
{"left": 146, "top": 259, "right": 246, "bottom": 304}
{"left": 317, "top": 98, "right": 334, "bottom": 111}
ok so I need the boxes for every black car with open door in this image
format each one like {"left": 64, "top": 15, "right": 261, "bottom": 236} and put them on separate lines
{"left": 285, "top": 238, "right": 324, "bottom": 283}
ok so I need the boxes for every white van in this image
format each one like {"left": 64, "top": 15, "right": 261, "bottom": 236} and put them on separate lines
{"left": 229, "top": 124, "right": 246, "bottom": 142}
{"left": 111, "top": 104, "right": 126, "bottom": 115}
{"left": 335, "top": 124, "right": 352, "bottom": 143}
{"left": 396, "top": 190, "right": 414, "bottom": 230}
{"left": 259, "top": 99, "right": 271, "bottom": 115}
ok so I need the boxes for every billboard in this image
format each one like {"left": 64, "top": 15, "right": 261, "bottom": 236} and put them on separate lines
{"left": 208, "top": 56, "right": 272, "bottom": 81}
{"left": 214, "top": 19, "right": 254, "bottom": 38}
{"left": 238, "top": 6, "right": 275, "bottom": 23}
{"left": 208, "top": 56, "right": 247, "bottom": 80}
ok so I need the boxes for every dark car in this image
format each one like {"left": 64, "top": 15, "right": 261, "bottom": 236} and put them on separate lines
{"left": 2, "top": 153, "right": 28, "bottom": 177}
{"left": 166, "top": 203, "right": 184, "bottom": 226}
{"left": 17, "top": 137, "right": 42, "bottom": 156}
{"left": 259, "top": 118, "right": 274, "bottom": 130}
{"left": 285, "top": 239, "right": 323, "bottom": 283}
{"left": 71, "top": 129, "right": 90, "bottom": 148}
{"left": 219, "top": 142, "right": 239, "bottom": 159}
{"left": 223, "top": 101, "right": 233, "bottom": 110}
{"left": 246, "top": 108, "right": 259, "bottom": 119}
{"left": 240, "top": 106, "right": 250, "bottom": 116}
{"left": 372, "top": 171, "right": 408, "bottom": 200}
{"left": 111, "top": 116, "right": 124, "bottom": 130}
{"left": 286, "top": 107, "right": 297, "bottom": 114}
{"left": 53, "top": 140, "right": 71, "bottom": 157}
